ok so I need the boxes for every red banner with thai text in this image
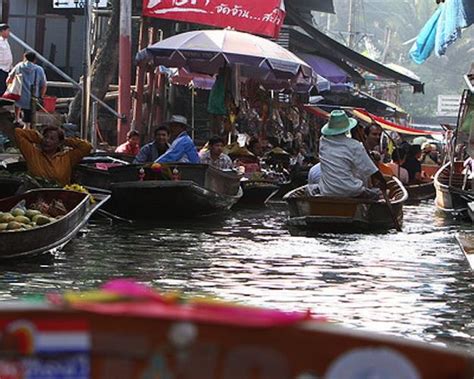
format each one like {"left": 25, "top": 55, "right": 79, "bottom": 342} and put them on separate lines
{"left": 143, "top": 0, "right": 286, "bottom": 38}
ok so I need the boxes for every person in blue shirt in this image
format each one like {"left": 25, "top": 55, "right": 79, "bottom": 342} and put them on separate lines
{"left": 8, "top": 51, "right": 47, "bottom": 128}
{"left": 155, "top": 115, "right": 200, "bottom": 164}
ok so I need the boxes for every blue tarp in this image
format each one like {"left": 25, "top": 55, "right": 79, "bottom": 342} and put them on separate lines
{"left": 410, "top": 0, "right": 474, "bottom": 64}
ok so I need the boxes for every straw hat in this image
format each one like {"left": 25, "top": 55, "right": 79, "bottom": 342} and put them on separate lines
{"left": 321, "top": 110, "right": 358, "bottom": 136}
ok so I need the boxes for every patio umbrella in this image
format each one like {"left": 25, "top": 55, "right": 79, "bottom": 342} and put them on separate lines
{"left": 136, "top": 29, "right": 313, "bottom": 83}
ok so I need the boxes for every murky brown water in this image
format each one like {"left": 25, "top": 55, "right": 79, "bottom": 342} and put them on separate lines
{"left": 0, "top": 201, "right": 472, "bottom": 351}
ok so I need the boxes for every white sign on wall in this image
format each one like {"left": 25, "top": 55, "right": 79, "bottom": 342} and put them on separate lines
{"left": 437, "top": 95, "right": 462, "bottom": 117}
{"left": 53, "top": 0, "right": 108, "bottom": 8}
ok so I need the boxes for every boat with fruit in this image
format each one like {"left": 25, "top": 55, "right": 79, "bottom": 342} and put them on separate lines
{"left": 0, "top": 188, "right": 109, "bottom": 259}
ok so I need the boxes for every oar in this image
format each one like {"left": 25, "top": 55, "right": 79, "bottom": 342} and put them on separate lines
{"left": 96, "top": 209, "right": 133, "bottom": 224}
{"left": 381, "top": 187, "right": 402, "bottom": 232}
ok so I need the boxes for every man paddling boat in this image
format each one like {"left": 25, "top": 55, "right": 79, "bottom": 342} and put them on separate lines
{"left": 318, "top": 110, "right": 387, "bottom": 199}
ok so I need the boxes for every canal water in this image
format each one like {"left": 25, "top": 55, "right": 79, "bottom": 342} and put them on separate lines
{"left": 0, "top": 201, "right": 472, "bottom": 352}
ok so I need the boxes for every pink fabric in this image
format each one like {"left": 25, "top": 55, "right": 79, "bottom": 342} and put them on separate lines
{"left": 95, "top": 163, "right": 123, "bottom": 171}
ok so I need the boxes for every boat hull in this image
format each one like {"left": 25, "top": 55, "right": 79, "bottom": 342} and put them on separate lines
{"left": 239, "top": 180, "right": 279, "bottom": 205}
{"left": 284, "top": 178, "right": 407, "bottom": 232}
{"left": 0, "top": 189, "right": 109, "bottom": 259}
{"left": 0, "top": 304, "right": 471, "bottom": 379}
{"left": 75, "top": 163, "right": 242, "bottom": 219}
{"left": 406, "top": 181, "right": 435, "bottom": 204}
{"left": 110, "top": 180, "right": 242, "bottom": 218}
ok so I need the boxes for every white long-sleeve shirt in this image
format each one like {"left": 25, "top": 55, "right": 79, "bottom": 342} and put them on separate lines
{"left": 0, "top": 37, "right": 12, "bottom": 72}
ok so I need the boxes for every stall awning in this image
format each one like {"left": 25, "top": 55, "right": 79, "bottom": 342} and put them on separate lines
{"left": 297, "top": 53, "right": 352, "bottom": 84}
{"left": 286, "top": 4, "right": 425, "bottom": 93}
{"left": 303, "top": 105, "right": 443, "bottom": 136}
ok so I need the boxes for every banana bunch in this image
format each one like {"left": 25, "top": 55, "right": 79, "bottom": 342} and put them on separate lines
{"left": 63, "top": 184, "right": 96, "bottom": 204}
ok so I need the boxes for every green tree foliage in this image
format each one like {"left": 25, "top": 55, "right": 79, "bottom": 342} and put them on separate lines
{"left": 315, "top": 0, "right": 473, "bottom": 117}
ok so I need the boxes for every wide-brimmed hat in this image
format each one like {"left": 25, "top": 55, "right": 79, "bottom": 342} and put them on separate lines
{"left": 321, "top": 110, "right": 358, "bottom": 136}
{"left": 166, "top": 115, "right": 188, "bottom": 128}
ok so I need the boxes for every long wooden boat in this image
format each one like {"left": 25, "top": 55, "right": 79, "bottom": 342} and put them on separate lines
{"left": 0, "top": 287, "right": 471, "bottom": 378}
{"left": 284, "top": 177, "right": 408, "bottom": 232}
{"left": 434, "top": 162, "right": 471, "bottom": 218}
{"left": 456, "top": 232, "right": 474, "bottom": 271}
{"left": 239, "top": 179, "right": 280, "bottom": 205}
{"left": 0, "top": 189, "right": 109, "bottom": 259}
{"left": 406, "top": 180, "right": 436, "bottom": 203}
{"left": 76, "top": 162, "right": 242, "bottom": 219}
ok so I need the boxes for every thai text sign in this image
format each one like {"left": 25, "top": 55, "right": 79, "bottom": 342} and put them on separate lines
{"left": 143, "top": 0, "right": 286, "bottom": 38}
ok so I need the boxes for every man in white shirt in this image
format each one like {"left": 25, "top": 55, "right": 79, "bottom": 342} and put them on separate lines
{"left": 0, "top": 24, "right": 12, "bottom": 95}
{"left": 318, "top": 110, "right": 386, "bottom": 199}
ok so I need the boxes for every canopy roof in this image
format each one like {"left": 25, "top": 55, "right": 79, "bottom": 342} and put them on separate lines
{"left": 304, "top": 105, "right": 443, "bottom": 136}
{"left": 286, "top": 4, "right": 425, "bottom": 93}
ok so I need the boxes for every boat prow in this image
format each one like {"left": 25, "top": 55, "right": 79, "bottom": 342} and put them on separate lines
{"left": 434, "top": 162, "right": 471, "bottom": 218}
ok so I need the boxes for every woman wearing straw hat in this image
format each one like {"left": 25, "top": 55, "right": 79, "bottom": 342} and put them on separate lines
{"left": 318, "top": 110, "right": 387, "bottom": 199}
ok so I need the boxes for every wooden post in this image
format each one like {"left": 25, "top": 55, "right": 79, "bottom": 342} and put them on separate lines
{"left": 118, "top": 0, "right": 132, "bottom": 144}
{"left": 1, "top": 0, "right": 9, "bottom": 23}
{"left": 132, "top": 17, "right": 148, "bottom": 134}
{"left": 81, "top": 0, "right": 92, "bottom": 140}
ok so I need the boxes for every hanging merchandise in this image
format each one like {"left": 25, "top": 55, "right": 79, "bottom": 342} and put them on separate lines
{"left": 207, "top": 69, "right": 227, "bottom": 116}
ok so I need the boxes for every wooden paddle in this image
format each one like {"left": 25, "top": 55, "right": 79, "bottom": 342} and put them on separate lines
{"left": 381, "top": 186, "right": 402, "bottom": 232}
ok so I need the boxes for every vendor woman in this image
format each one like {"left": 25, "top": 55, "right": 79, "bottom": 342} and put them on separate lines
{"left": 15, "top": 126, "right": 92, "bottom": 185}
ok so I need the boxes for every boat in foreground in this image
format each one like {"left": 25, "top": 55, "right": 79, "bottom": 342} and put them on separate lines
{"left": 284, "top": 177, "right": 408, "bottom": 232}
{"left": 0, "top": 189, "right": 109, "bottom": 259}
{"left": 0, "top": 280, "right": 471, "bottom": 379}
{"left": 76, "top": 162, "right": 242, "bottom": 219}
{"left": 434, "top": 162, "right": 471, "bottom": 218}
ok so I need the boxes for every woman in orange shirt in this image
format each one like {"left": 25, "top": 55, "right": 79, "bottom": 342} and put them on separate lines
{"left": 15, "top": 126, "right": 92, "bottom": 186}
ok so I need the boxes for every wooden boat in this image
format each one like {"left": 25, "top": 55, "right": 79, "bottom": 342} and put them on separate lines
{"left": 406, "top": 181, "right": 436, "bottom": 203}
{"left": 284, "top": 177, "right": 408, "bottom": 232}
{"left": 434, "top": 162, "right": 471, "bottom": 218}
{"left": 0, "top": 189, "right": 109, "bottom": 259}
{"left": 0, "top": 292, "right": 471, "bottom": 378}
{"left": 456, "top": 232, "right": 474, "bottom": 270}
{"left": 239, "top": 179, "right": 280, "bottom": 205}
{"left": 76, "top": 162, "right": 242, "bottom": 219}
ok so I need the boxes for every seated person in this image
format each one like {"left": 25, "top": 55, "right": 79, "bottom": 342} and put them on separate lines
{"left": 155, "top": 115, "right": 200, "bottom": 164}
{"left": 15, "top": 125, "right": 92, "bottom": 185}
{"left": 421, "top": 143, "right": 440, "bottom": 166}
{"left": 200, "top": 136, "right": 233, "bottom": 170}
{"left": 318, "top": 110, "right": 386, "bottom": 199}
{"left": 134, "top": 125, "right": 170, "bottom": 164}
{"left": 387, "top": 148, "right": 410, "bottom": 184}
{"left": 371, "top": 151, "right": 394, "bottom": 177}
{"left": 115, "top": 130, "right": 140, "bottom": 156}
{"left": 402, "top": 144, "right": 425, "bottom": 183}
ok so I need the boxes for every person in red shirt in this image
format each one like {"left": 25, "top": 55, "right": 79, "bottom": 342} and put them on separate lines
{"left": 115, "top": 130, "right": 140, "bottom": 156}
